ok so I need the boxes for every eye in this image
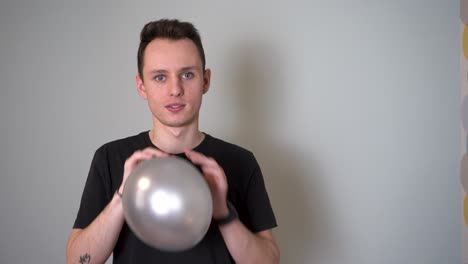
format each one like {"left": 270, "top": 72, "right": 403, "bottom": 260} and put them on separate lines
{"left": 154, "top": 74, "right": 166, "bottom": 82}
{"left": 181, "top": 72, "right": 194, "bottom": 79}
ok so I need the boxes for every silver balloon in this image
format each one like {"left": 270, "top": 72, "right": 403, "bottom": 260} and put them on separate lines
{"left": 122, "top": 156, "right": 213, "bottom": 251}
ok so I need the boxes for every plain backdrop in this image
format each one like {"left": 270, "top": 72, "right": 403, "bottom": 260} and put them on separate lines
{"left": 0, "top": 0, "right": 461, "bottom": 263}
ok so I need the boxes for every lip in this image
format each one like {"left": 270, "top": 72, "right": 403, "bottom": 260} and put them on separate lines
{"left": 165, "top": 103, "right": 186, "bottom": 112}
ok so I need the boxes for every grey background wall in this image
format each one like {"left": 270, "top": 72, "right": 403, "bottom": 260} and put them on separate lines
{"left": 0, "top": 1, "right": 460, "bottom": 263}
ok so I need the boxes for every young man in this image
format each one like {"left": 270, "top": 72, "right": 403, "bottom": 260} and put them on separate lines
{"left": 66, "top": 19, "right": 279, "bottom": 264}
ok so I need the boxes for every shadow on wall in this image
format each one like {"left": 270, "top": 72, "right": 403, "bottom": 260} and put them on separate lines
{"left": 227, "top": 39, "right": 342, "bottom": 263}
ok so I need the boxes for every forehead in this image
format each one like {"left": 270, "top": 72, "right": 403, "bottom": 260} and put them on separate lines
{"left": 143, "top": 38, "right": 202, "bottom": 71}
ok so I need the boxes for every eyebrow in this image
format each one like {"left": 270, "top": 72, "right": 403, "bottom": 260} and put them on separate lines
{"left": 148, "top": 66, "right": 199, "bottom": 75}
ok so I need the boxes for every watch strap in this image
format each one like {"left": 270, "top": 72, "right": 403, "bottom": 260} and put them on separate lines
{"left": 215, "top": 201, "right": 238, "bottom": 226}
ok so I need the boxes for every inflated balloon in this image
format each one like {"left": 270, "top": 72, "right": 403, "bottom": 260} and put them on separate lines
{"left": 122, "top": 156, "right": 213, "bottom": 252}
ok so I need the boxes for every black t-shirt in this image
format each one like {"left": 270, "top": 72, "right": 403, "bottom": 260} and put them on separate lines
{"left": 73, "top": 131, "right": 277, "bottom": 264}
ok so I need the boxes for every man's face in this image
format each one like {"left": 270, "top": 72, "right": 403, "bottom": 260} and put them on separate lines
{"left": 136, "top": 38, "right": 210, "bottom": 129}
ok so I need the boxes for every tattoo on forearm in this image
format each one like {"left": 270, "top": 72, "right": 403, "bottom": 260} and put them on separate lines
{"left": 79, "top": 253, "right": 91, "bottom": 264}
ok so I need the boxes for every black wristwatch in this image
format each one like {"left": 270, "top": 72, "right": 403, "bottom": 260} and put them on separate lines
{"left": 215, "top": 201, "right": 238, "bottom": 226}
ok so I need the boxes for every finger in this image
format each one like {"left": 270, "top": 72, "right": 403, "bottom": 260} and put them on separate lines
{"left": 126, "top": 148, "right": 169, "bottom": 167}
{"left": 201, "top": 167, "right": 223, "bottom": 180}
{"left": 141, "top": 147, "right": 170, "bottom": 158}
{"left": 125, "top": 151, "right": 152, "bottom": 166}
{"left": 185, "top": 149, "right": 217, "bottom": 167}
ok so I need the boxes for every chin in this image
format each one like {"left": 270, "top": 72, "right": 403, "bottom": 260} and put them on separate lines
{"left": 161, "top": 119, "right": 194, "bottom": 128}
{"left": 154, "top": 113, "right": 198, "bottom": 128}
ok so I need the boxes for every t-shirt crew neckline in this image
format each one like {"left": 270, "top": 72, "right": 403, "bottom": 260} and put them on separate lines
{"left": 143, "top": 130, "right": 209, "bottom": 155}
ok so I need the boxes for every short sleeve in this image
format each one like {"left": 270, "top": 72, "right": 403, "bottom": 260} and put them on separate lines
{"left": 73, "top": 146, "right": 113, "bottom": 229}
{"left": 244, "top": 160, "right": 277, "bottom": 233}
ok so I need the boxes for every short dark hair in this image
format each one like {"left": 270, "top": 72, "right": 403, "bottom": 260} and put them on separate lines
{"left": 137, "top": 19, "right": 206, "bottom": 79}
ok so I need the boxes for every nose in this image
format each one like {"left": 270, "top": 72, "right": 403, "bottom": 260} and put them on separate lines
{"left": 169, "top": 76, "right": 183, "bottom": 97}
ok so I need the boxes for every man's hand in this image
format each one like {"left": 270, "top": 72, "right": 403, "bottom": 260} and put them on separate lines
{"left": 119, "top": 147, "right": 169, "bottom": 194}
{"left": 185, "top": 149, "right": 280, "bottom": 264}
{"left": 185, "top": 149, "right": 229, "bottom": 219}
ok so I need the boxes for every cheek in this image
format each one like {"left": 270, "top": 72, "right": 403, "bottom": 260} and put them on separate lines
{"left": 146, "top": 92, "right": 163, "bottom": 108}
{"left": 145, "top": 87, "right": 163, "bottom": 100}
{"left": 191, "top": 95, "right": 204, "bottom": 109}
{"left": 185, "top": 83, "right": 205, "bottom": 98}
{"left": 185, "top": 90, "right": 203, "bottom": 102}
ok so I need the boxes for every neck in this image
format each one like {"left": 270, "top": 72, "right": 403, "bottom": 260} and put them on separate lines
{"left": 149, "top": 123, "right": 204, "bottom": 154}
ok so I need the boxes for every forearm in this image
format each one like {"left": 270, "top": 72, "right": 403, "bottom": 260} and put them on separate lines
{"left": 219, "top": 221, "right": 280, "bottom": 264}
{"left": 66, "top": 193, "right": 125, "bottom": 264}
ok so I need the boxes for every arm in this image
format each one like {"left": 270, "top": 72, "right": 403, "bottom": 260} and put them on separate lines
{"left": 66, "top": 148, "right": 169, "bottom": 264}
{"left": 219, "top": 223, "right": 279, "bottom": 264}
{"left": 66, "top": 193, "right": 124, "bottom": 264}
{"left": 185, "top": 150, "right": 280, "bottom": 264}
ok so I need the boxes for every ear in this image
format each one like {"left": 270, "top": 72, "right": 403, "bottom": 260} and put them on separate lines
{"left": 202, "top": 69, "right": 211, "bottom": 94}
{"left": 136, "top": 74, "right": 147, "bottom": 99}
